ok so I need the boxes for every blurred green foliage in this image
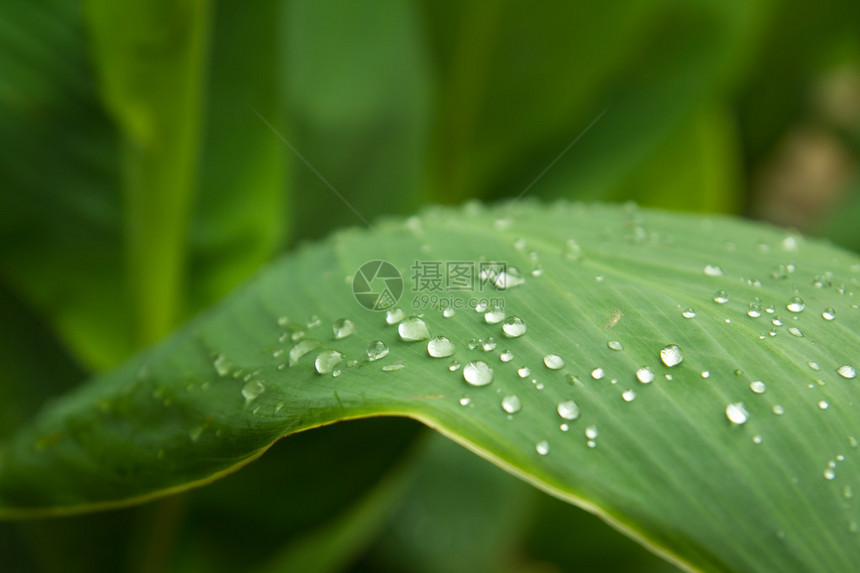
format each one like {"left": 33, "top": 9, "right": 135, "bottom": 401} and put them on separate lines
{"left": 0, "top": 0, "right": 857, "bottom": 571}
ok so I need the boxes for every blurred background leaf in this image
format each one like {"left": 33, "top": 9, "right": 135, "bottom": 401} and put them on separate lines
{"left": 0, "top": 0, "right": 858, "bottom": 571}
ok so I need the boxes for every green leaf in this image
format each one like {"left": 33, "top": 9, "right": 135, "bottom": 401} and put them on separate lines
{"left": 1, "top": 202, "right": 858, "bottom": 573}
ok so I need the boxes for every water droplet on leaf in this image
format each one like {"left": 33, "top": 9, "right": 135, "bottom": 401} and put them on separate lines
{"left": 427, "top": 336, "right": 455, "bottom": 358}
{"left": 463, "top": 361, "right": 494, "bottom": 386}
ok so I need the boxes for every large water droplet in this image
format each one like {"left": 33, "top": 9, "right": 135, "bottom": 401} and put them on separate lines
{"left": 713, "top": 290, "right": 729, "bottom": 304}
{"left": 315, "top": 350, "right": 344, "bottom": 374}
{"left": 290, "top": 339, "right": 321, "bottom": 366}
{"left": 502, "top": 316, "right": 527, "bottom": 337}
{"left": 822, "top": 308, "right": 836, "bottom": 321}
{"left": 242, "top": 380, "right": 265, "bottom": 403}
{"left": 557, "top": 400, "right": 580, "bottom": 420}
{"left": 636, "top": 367, "right": 655, "bottom": 384}
{"left": 726, "top": 402, "right": 749, "bottom": 424}
{"left": 398, "top": 316, "right": 430, "bottom": 341}
{"left": 427, "top": 336, "right": 455, "bottom": 358}
{"left": 750, "top": 381, "right": 767, "bottom": 394}
{"left": 622, "top": 389, "right": 636, "bottom": 402}
{"left": 501, "top": 395, "right": 522, "bottom": 414}
{"left": 544, "top": 354, "right": 565, "bottom": 370}
{"left": 535, "top": 440, "right": 550, "bottom": 456}
{"left": 484, "top": 306, "right": 506, "bottom": 324}
{"left": 385, "top": 308, "right": 405, "bottom": 325}
{"left": 591, "top": 367, "right": 605, "bottom": 380}
{"left": 463, "top": 361, "right": 494, "bottom": 386}
{"left": 660, "top": 345, "right": 683, "bottom": 367}
{"left": 366, "top": 340, "right": 389, "bottom": 361}
{"left": 837, "top": 365, "right": 856, "bottom": 379}
{"left": 333, "top": 318, "right": 355, "bottom": 339}
{"left": 786, "top": 296, "right": 805, "bottom": 313}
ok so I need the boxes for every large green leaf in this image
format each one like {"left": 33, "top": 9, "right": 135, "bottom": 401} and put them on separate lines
{"left": 1, "top": 202, "right": 858, "bottom": 572}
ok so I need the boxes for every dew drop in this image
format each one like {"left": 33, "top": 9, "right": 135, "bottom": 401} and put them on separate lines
{"left": 448, "top": 360, "right": 462, "bottom": 372}
{"left": 837, "top": 365, "right": 857, "bottom": 379}
{"left": 788, "top": 327, "right": 803, "bottom": 338}
{"left": 463, "top": 361, "right": 494, "bottom": 386}
{"left": 585, "top": 425, "right": 598, "bottom": 440}
{"left": 474, "top": 301, "right": 489, "bottom": 313}
{"left": 704, "top": 265, "right": 723, "bottom": 277}
{"left": 660, "top": 345, "right": 683, "bottom": 367}
{"left": 786, "top": 296, "right": 805, "bottom": 313}
{"left": 701, "top": 371, "right": 711, "bottom": 378}
{"left": 607, "top": 340, "right": 624, "bottom": 351}
{"left": 560, "top": 423, "right": 569, "bottom": 432}
{"left": 484, "top": 306, "right": 506, "bottom": 324}
{"left": 824, "top": 467, "right": 836, "bottom": 480}
{"left": 501, "top": 395, "right": 522, "bottom": 414}
{"left": 726, "top": 402, "right": 749, "bottom": 424}
{"left": 213, "top": 354, "right": 231, "bottom": 376}
{"left": 748, "top": 303, "right": 762, "bottom": 318}
{"left": 385, "top": 308, "right": 405, "bottom": 325}
{"left": 481, "top": 337, "right": 497, "bottom": 352}
{"left": 241, "top": 380, "right": 265, "bottom": 404}
{"left": 315, "top": 350, "right": 344, "bottom": 374}
{"left": 398, "top": 316, "right": 430, "bottom": 341}
{"left": 365, "top": 340, "right": 389, "bottom": 361}
{"left": 382, "top": 363, "right": 405, "bottom": 372}
{"left": 591, "top": 367, "right": 605, "bottom": 380}
{"left": 290, "top": 339, "right": 321, "bottom": 366}
{"left": 442, "top": 308, "right": 456, "bottom": 318}
{"left": 494, "top": 269, "right": 525, "bottom": 289}
{"left": 808, "top": 361, "right": 821, "bottom": 371}
{"left": 277, "top": 316, "right": 290, "bottom": 327}
{"left": 427, "top": 336, "right": 455, "bottom": 358}
{"left": 752, "top": 435, "right": 763, "bottom": 445}
{"left": 822, "top": 308, "right": 836, "bottom": 321}
{"left": 557, "top": 400, "right": 580, "bottom": 420}
{"left": 818, "top": 400, "right": 830, "bottom": 410}
{"left": 713, "top": 290, "right": 730, "bottom": 304}
{"left": 544, "top": 354, "right": 565, "bottom": 370}
{"left": 535, "top": 440, "right": 550, "bottom": 456}
{"left": 682, "top": 308, "right": 697, "bottom": 319}
{"left": 772, "top": 404, "right": 785, "bottom": 415}
{"left": 750, "top": 381, "right": 767, "bottom": 394}
{"left": 502, "top": 316, "right": 527, "bottom": 338}
{"left": 459, "top": 396, "right": 471, "bottom": 406}
{"left": 332, "top": 318, "right": 355, "bottom": 339}
{"left": 500, "top": 350, "right": 514, "bottom": 362}
{"left": 622, "top": 389, "right": 636, "bottom": 402}
{"left": 844, "top": 485, "right": 854, "bottom": 499}
{"left": 636, "top": 367, "right": 655, "bottom": 384}
{"left": 517, "top": 366, "right": 531, "bottom": 378}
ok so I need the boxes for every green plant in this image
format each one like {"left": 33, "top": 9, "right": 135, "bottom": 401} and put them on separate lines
{"left": 2, "top": 1, "right": 859, "bottom": 572}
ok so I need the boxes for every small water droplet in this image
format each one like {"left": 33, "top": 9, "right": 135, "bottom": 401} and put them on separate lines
{"left": 822, "top": 308, "right": 836, "bottom": 321}
{"left": 704, "top": 264, "right": 723, "bottom": 277}
{"left": 660, "top": 345, "right": 683, "bottom": 367}
{"left": 382, "top": 363, "right": 405, "bottom": 372}
{"left": 385, "top": 308, "right": 405, "bottom": 325}
{"left": 290, "top": 339, "right": 321, "bottom": 366}
{"left": 636, "top": 367, "right": 655, "bottom": 384}
{"left": 752, "top": 434, "right": 763, "bottom": 444}
{"left": 682, "top": 308, "right": 697, "bottom": 319}
{"left": 315, "top": 350, "right": 344, "bottom": 374}
{"left": 544, "top": 354, "right": 565, "bottom": 370}
{"left": 459, "top": 396, "right": 471, "bottom": 406}
{"left": 607, "top": 340, "right": 623, "bottom": 351}
{"left": 772, "top": 404, "right": 785, "bottom": 415}
{"left": 277, "top": 316, "right": 290, "bottom": 327}
{"left": 463, "top": 361, "right": 494, "bottom": 386}
{"left": 242, "top": 380, "right": 265, "bottom": 403}
{"left": 622, "top": 389, "right": 636, "bottom": 402}
{"left": 808, "top": 361, "right": 821, "bottom": 371}
{"left": 500, "top": 350, "right": 514, "bottom": 362}
{"left": 501, "top": 395, "right": 522, "bottom": 414}
{"left": 837, "top": 365, "right": 856, "bottom": 379}
{"left": 306, "top": 315, "right": 322, "bottom": 329}
{"left": 213, "top": 354, "right": 231, "bottom": 376}
{"left": 535, "top": 440, "right": 550, "bottom": 456}
{"left": 585, "top": 425, "right": 598, "bottom": 440}
{"left": 332, "top": 318, "right": 355, "bottom": 339}
{"left": 771, "top": 316, "right": 783, "bottom": 326}
{"left": 365, "top": 340, "right": 389, "bottom": 361}
{"left": 750, "top": 381, "right": 767, "bottom": 394}
{"left": 557, "top": 400, "right": 580, "bottom": 420}
{"left": 818, "top": 400, "right": 830, "bottom": 410}
{"left": 787, "top": 296, "right": 805, "bottom": 313}
{"left": 291, "top": 330, "right": 305, "bottom": 341}
{"left": 448, "top": 360, "right": 462, "bottom": 371}
{"left": 701, "top": 371, "right": 711, "bottom": 378}
{"left": 824, "top": 467, "right": 836, "bottom": 480}
{"left": 726, "top": 402, "right": 749, "bottom": 424}
{"left": 442, "top": 308, "right": 456, "bottom": 318}
{"left": 713, "top": 290, "right": 729, "bottom": 304}
{"left": 748, "top": 302, "right": 762, "bottom": 318}
{"left": 591, "top": 367, "right": 605, "bottom": 380}
{"left": 398, "top": 316, "right": 430, "bottom": 341}
{"left": 481, "top": 337, "right": 497, "bottom": 352}
{"left": 560, "top": 423, "right": 569, "bottom": 432}
{"left": 502, "top": 316, "right": 527, "bottom": 337}
{"left": 844, "top": 485, "right": 854, "bottom": 499}
{"left": 517, "top": 366, "right": 531, "bottom": 378}
{"left": 427, "top": 336, "right": 456, "bottom": 358}
{"left": 484, "top": 306, "right": 506, "bottom": 324}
